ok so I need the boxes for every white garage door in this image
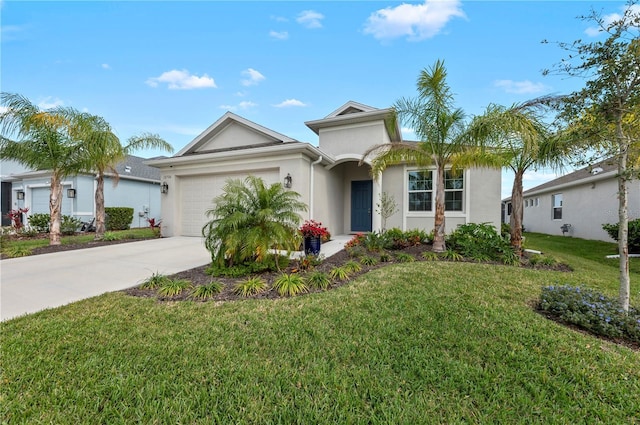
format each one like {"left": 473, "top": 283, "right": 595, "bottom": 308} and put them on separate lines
{"left": 180, "top": 170, "right": 279, "bottom": 237}
{"left": 30, "top": 187, "right": 72, "bottom": 216}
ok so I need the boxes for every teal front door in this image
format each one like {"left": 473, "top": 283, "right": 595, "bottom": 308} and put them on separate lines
{"left": 351, "top": 180, "right": 372, "bottom": 232}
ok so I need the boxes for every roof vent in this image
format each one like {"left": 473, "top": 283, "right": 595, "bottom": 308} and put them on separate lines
{"left": 591, "top": 167, "right": 603, "bottom": 175}
{"left": 124, "top": 166, "right": 132, "bottom": 173}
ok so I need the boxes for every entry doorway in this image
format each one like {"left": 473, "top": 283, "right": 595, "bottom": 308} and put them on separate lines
{"left": 351, "top": 180, "right": 372, "bottom": 232}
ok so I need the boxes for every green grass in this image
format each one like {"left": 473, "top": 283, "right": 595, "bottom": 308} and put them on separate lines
{"left": 1, "top": 234, "right": 639, "bottom": 423}
{"left": 1, "top": 228, "right": 157, "bottom": 253}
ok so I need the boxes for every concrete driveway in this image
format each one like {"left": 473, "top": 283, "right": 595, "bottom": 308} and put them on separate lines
{"left": 0, "top": 237, "right": 211, "bottom": 322}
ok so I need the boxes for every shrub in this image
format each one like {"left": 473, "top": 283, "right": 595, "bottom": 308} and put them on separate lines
{"left": 343, "top": 260, "right": 363, "bottom": 273}
{"left": 191, "top": 281, "right": 224, "bottom": 300}
{"left": 273, "top": 273, "right": 308, "bottom": 297}
{"left": 298, "top": 253, "right": 324, "bottom": 271}
{"left": 139, "top": 272, "right": 172, "bottom": 289}
{"left": 395, "top": 252, "right": 415, "bottom": 263}
{"left": 442, "top": 249, "right": 463, "bottom": 261}
{"left": 105, "top": 207, "right": 134, "bottom": 231}
{"left": 345, "top": 233, "right": 365, "bottom": 250}
{"left": 4, "top": 246, "right": 33, "bottom": 258}
{"left": 233, "top": 277, "right": 267, "bottom": 297}
{"left": 157, "top": 279, "right": 192, "bottom": 297}
{"left": 102, "top": 232, "right": 119, "bottom": 241}
{"left": 361, "top": 231, "right": 391, "bottom": 252}
{"left": 602, "top": 219, "right": 640, "bottom": 253}
{"left": 28, "top": 213, "right": 50, "bottom": 233}
{"left": 360, "top": 256, "right": 378, "bottom": 266}
{"left": 307, "top": 271, "right": 331, "bottom": 290}
{"left": 61, "top": 215, "right": 82, "bottom": 235}
{"left": 202, "top": 176, "right": 306, "bottom": 268}
{"left": 329, "top": 266, "right": 351, "bottom": 281}
{"left": 539, "top": 285, "right": 640, "bottom": 344}
{"left": 207, "top": 254, "right": 290, "bottom": 278}
{"left": 421, "top": 251, "right": 439, "bottom": 261}
{"left": 447, "top": 222, "right": 517, "bottom": 265}
{"left": 379, "top": 252, "right": 392, "bottom": 262}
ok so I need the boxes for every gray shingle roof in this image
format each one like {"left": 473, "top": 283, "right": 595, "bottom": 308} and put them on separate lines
{"left": 113, "top": 155, "right": 160, "bottom": 181}
{"left": 523, "top": 159, "right": 617, "bottom": 196}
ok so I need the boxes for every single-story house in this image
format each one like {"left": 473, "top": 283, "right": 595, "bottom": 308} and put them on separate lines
{"left": 1, "top": 155, "right": 163, "bottom": 228}
{"left": 147, "top": 101, "right": 502, "bottom": 238}
{"left": 502, "top": 160, "right": 639, "bottom": 242}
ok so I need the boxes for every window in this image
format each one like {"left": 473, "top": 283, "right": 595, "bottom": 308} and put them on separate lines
{"left": 408, "top": 170, "right": 432, "bottom": 211}
{"left": 525, "top": 199, "right": 529, "bottom": 208}
{"left": 534, "top": 198, "right": 539, "bottom": 207}
{"left": 552, "top": 194, "right": 563, "bottom": 219}
{"left": 444, "top": 170, "right": 463, "bottom": 211}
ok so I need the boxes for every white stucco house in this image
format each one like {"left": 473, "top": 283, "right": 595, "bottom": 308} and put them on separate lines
{"left": 1, "top": 155, "right": 163, "bottom": 228}
{"left": 147, "top": 101, "right": 502, "bottom": 238}
{"left": 502, "top": 160, "right": 639, "bottom": 242}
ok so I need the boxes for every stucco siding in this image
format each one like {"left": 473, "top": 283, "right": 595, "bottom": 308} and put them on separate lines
{"left": 467, "top": 167, "right": 501, "bottom": 228}
{"left": 312, "top": 164, "right": 344, "bottom": 235}
{"left": 197, "top": 122, "right": 275, "bottom": 152}
{"left": 523, "top": 178, "right": 640, "bottom": 241}
{"left": 380, "top": 166, "right": 404, "bottom": 230}
{"left": 318, "top": 121, "right": 389, "bottom": 158}
{"left": 104, "top": 178, "right": 161, "bottom": 228}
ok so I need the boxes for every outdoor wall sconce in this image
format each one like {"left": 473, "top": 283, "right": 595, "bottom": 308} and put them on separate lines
{"left": 284, "top": 173, "right": 292, "bottom": 189}
{"left": 16, "top": 191, "right": 25, "bottom": 200}
{"left": 67, "top": 188, "right": 76, "bottom": 198}
{"left": 161, "top": 182, "right": 169, "bottom": 194}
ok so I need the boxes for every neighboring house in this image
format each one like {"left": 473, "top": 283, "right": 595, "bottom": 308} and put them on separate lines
{"left": 1, "top": 155, "right": 163, "bottom": 229}
{"left": 502, "top": 160, "right": 638, "bottom": 242}
{"left": 148, "top": 101, "right": 502, "bottom": 238}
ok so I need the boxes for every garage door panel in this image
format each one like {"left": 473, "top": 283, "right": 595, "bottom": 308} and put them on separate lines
{"left": 31, "top": 187, "right": 72, "bottom": 216}
{"left": 180, "top": 171, "right": 279, "bottom": 237}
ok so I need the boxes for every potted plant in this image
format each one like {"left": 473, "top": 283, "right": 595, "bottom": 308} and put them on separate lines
{"left": 299, "top": 219, "right": 329, "bottom": 255}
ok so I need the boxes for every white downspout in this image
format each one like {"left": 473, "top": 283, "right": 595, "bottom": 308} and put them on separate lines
{"left": 309, "top": 156, "right": 323, "bottom": 219}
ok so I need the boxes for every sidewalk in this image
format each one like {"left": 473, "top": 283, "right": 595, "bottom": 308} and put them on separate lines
{"left": 1, "top": 235, "right": 351, "bottom": 322}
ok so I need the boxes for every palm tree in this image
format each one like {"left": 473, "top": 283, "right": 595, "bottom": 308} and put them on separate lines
{"left": 67, "top": 111, "right": 173, "bottom": 239}
{"left": 202, "top": 176, "right": 307, "bottom": 269}
{"left": 364, "top": 60, "right": 494, "bottom": 252}
{"left": 0, "top": 93, "right": 83, "bottom": 245}
{"left": 467, "top": 101, "right": 565, "bottom": 253}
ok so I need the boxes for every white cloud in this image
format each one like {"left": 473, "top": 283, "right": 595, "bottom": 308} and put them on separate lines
{"left": 220, "top": 101, "right": 258, "bottom": 111}
{"left": 297, "top": 10, "right": 324, "bottom": 29}
{"left": 494, "top": 79, "right": 548, "bottom": 94}
{"left": 401, "top": 127, "right": 417, "bottom": 140}
{"left": 271, "top": 15, "right": 289, "bottom": 23}
{"left": 37, "top": 97, "right": 64, "bottom": 109}
{"left": 273, "top": 99, "right": 307, "bottom": 108}
{"left": 585, "top": 4, "right": 640, "bottom": 36}
{"left": 241, "top": 68, "right": 266, "bottom": 86}
{"left": 269, "top": 30, "right": 289, "bottom": 40}
{"left": 363, "top": 0, "right": 465, "bottom": 42}
{"left": 0, "top": 106, "right": 8, "bottom": 114}
{"left": 146, "top": 69, "right": 216, "bottom": 90}
{"left": 101, "top": 63, "right": 111, "bottom": 70}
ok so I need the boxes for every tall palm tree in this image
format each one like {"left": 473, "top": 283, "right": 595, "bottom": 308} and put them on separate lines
{"left": 67, "top": 111, "right": 173, "bottom": 239}
{"left": 364, "top": 60, "right": 495, "bottom": 252}
{"left": 467, "top": 101, "right": 565, "bottom": 253}
{"left": 202, "top": 176, "right": 307, "bottom": 269}
{"left": 0, "top": 93, "right": 83, "bottom": 245}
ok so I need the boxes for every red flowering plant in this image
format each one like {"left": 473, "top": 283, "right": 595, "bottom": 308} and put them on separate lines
{"left": 299, "top": 219, "right": 330, "bottom": 242}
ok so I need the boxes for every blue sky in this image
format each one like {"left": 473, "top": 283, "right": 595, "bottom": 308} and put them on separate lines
{"left": 1, "top": 1, "right": 633, "bottom": 198}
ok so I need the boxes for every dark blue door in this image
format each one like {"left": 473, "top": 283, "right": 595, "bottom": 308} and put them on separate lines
{"left": 351, "top": 180, "right": 372, "bottom": 232}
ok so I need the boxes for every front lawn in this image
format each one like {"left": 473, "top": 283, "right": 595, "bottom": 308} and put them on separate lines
{"left": 1, "top": 233, "right": 639, "bottom": 423}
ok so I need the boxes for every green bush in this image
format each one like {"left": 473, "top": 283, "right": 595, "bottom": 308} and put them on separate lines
{"left": 233, "top": 277, "right": 267, "bottom": 297}
{"left": 447, "top": 222, "right": 517, "bottom": 265}
{"left": 28, "top": 213, "right": 50, "bottom": 232}
{"left": 306, "top": 271, "right": 331, "bottom": 290}
{"left": 602, "top": 219, "right": 640, "bottom": 253}
{"left": 61, "top": 215, "right": 82, "bottom": 235}
{"left": 539, "top": 285, "right": 640, "bottom": 344}
{"left": 207, "top": 254, "right": 290, "bottom": 278}
{"left": 105, "top": 207, "right": 134, "bottom": 231}
{"left": 157, "top": 279, "right": 192, "bottom": 297}
{"left": 191, "top": 281, "right": 224, "bottom": 300}
{"left": 273, "top": 273, "right": 308, "bottom": 297}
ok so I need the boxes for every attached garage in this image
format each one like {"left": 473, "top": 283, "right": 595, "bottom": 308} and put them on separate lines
{"left": 30, "top": 186, "right": 72, "bottom": 216}
{"left": 179, "top": 169, "right": 279, "bottom": 236}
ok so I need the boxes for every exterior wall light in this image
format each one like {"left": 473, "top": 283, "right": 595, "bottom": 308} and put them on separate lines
{"left": 67, "top": 188, "right": 76, "bottom": 198}
{"left": 284, "top": 173, "right": 292, "bottom": 188}
{"left": 16, "top": 191, "right": 25, "bottom": 200}
{"left": 161, "top": 182, "right": 169, "bottom": 194}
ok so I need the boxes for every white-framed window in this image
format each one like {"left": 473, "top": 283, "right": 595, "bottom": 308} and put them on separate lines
{"left": 534, "top": 198, "right": 539, "bottom": 207}
{"left": 552, "top": 193, "right": 563, "bottom": 219}
{"left": 408, "top": 170, "right": 433, "bottom": 211}
{"left": 444, "top": 170, "right": 464, "bottom": 211}
{"left": 525, "top": 199, "right": 530, "bottom": 208}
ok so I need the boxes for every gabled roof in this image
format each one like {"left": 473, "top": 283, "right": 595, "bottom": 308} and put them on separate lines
{"left": 521, "top": 159, "right": 617, "bottom": 197}
{"left": 176, "top": 111, "right": 298, "bottom": 156}
{"left": 113, "top": 155, "right": 160, "bottom": 181}
{"left": 305, "top": 102, "right": 401, "bottom": 141}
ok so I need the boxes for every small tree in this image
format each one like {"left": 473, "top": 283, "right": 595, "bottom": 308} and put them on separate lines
{"left": 543, "top": 1, "right": 640, "bottom": 311}
{"left": 376, "top": 192, "right": 398, "bottom": 231}
{"left": 202, "top": 176, "right": 307, "bottom": 270}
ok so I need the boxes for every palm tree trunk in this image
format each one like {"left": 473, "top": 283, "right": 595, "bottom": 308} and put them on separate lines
{"left": 432, "top": 164, "right": 446, "bottom": 252}
{"left": 510, "top": 170, "right": 525, "bottom": 255}
{"left": 616, "top": 120, "right": 630, "bottom": 312}
{"left": 49, "top": 174, "right": 63, "bottom": 246}
{"left": 95, "top": 173, "right": 106, "bottom": 240}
